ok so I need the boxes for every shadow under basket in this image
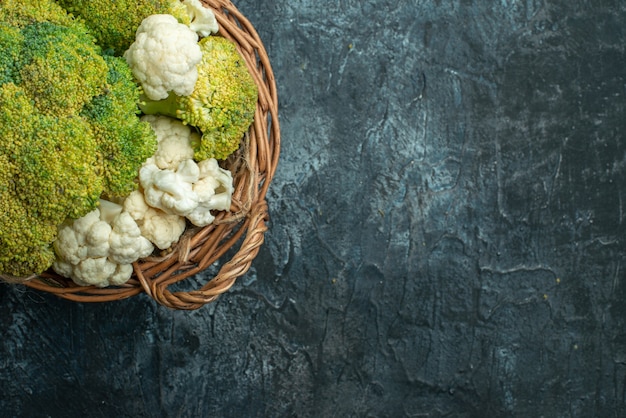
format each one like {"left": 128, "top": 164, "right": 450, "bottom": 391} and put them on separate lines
{"left": 20, "top": 0, "right": 280, "bottom": 310}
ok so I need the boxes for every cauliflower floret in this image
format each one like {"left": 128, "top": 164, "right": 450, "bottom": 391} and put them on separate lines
{"left": 136, "top": 115, "right": 234, "bottom": 228}
{"left": 141, "top": 115, "right": 198, "bottom": 170}
{"left": 183, "top": 0, "right": 219, "bottom": 37}
{"left": 109, "top": 212, "right": 155, "bottom": 264}
{"left": 54, "top": 257, "right": 116, "bottom": 287}
{"left": 124, "top": 14, "right": 202, "bottom": 101}
{"left": 53, "top": 210, "right": 105, "bottom": 265}
{"left": 140, "top": 159, "right": 200, "bottom": 215}
{"left": 124, "top": 190, "right": 187, "bottom": 250}
{"left": 139, "top": 157, "right": 233, "bottom": 227}
{"left": 52, "top": 200, "right": 154, "bottom": 287}
{"left": 186, "top": 158, "right": 234, "bottom": 226}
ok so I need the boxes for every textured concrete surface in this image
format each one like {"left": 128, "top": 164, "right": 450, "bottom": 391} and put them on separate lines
{"left": 2, "top": 1, "right": 626, "bottom": 417}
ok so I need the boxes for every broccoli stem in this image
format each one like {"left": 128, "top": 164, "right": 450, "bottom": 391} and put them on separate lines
{"left": 139, "top": 92, "right": 180, "bottom": 119}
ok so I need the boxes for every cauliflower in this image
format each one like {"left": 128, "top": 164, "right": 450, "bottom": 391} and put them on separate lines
{"left": 52, "top": 200, "right": 154, "bottom": 287}
{"left": 124, "top": 14, "right": 202, "bottom": 101}
{"left": 124, "top": 190, "right": 187, "bottom": 250}
{"left": 140, "top": 158, "right": 200, "bottom": 215}
{"left": 138, "top": 116, "right": 234, "bottom": 227}
{"left": 141, "top": 114, "right": 198, "bottom": 170}
{"left": 139, "top": 157, "right": 233, "bottom": 227}
{"left": 186, "top": 158, "right": 234, "bottom": 226}
{"left": 184, "top": 0, "right": 219, "bottom": 37}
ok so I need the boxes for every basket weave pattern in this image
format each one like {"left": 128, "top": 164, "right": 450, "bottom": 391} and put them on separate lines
{"left": 21, "top": 0, "right": 280, "bottom": 310}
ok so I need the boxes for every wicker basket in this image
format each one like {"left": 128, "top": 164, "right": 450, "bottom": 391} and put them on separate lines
{"left": 20, "top": 0, "right": 280, "bottom": 310}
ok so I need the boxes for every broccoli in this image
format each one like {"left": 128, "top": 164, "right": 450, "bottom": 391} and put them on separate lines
{"left": 54, "top": 0, "right": 190, "bottom": 55}
{"left": 82, "top": 54, "right": 157, "bottom": 198}
{"left": 140, "top": 36, "right": 258, "bottom": 161}
{"left": 19, "top": 22, "right": 109, "bottom": 116}
{"left": 0, "top": 0, "right": 77, "bottom": 28}
{"left": 0, "top": 1, "right": 107, "bottom": 114}
{"left": 0, "top": 2, "right": 109, "bottom": 116}
{"left": 0, "top": 23, "right": 22, "bottom": 85}
{"left": 0, "top": 83, "right": 102, "bottom": 277}
{"left": 0, "top": 4, "right": 156, "bottom": 277}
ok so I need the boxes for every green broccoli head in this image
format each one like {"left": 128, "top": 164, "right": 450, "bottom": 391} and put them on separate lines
{"left": 54, "top": 0, "right": 189, "bottom": 55}
{"left": 82, "top": 55, "right": 157, "bottom": 198}
{"left": 0, "top": 83, "right": 102, "bottom": 277}
{"left": 0, "top": 0, "right": 77, "bottom": 28}
{"left": 17, "top": 21, "right": 108, "bottom": 116}
{"left": 140, "top": 36, "right": 258, "bottom": 161}
{"left": 0, "top": 2, "right": 108, "bottom": 116}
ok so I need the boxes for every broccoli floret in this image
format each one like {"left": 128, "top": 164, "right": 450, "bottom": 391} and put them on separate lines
{"left": 81, "top": 55, "right": 157, "bottom": 198}
{"left": 54, "top": 0, "right": 189, "bottom": 55}
{"left": 0, "top": 0, "right": 77, "bottom": 28}
{"left": 0, "top": 83, "right": 102, "bottom": 277}
{"left": 0, "top": 154, "right": 59, "bottom": 277}
{"left": 0, "top": 23, "right": 22, "bottom": 85}
{"left": 140, "top": 36, "right": 258, "bottom": 160}
{"left": 0, "top": 2, "right": 108, "bottom": 116}
{"left": 17, "top": 21, "right": 109, "bottom": 116}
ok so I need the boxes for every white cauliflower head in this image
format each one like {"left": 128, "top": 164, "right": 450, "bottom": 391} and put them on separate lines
{"left": 124, "top": 190, "right": 187, "bottom": 250}
{"left": 183, "top": 0, "right": 219, "bottom": 37}
{"left": 137, "top": 115, "right": 235, "bottom": 228}
{"left": 140, "top": 159, "right": 200, "bottom": 215}
{"left": 124, "top": 14, "right": 202, "bottom": 101}
{"left": 139, "top": 157, "right": 234, "bottom": 227}
{"left": 52, "top": 200, "right": 154, "bottom": 288}
{"left": 186, "top": 158, "right": 234, "bottom": 226}
{"left": 108, "top": 212, "right": 155, "bottom": 265}
{"left": 141, "top": 115, "right": 198, "bottom": 170}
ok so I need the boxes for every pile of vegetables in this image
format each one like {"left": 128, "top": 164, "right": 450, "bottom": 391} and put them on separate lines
{"left": 0, "top": 0, "right": 258, "bottom": 287}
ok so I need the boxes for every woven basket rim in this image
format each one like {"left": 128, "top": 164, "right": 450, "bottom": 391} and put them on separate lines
{"left": 16, "top": 0, "right": 281, "bottom": 310}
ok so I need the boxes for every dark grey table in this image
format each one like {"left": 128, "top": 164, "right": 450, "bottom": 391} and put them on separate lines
{"left": 2, "top": 1, "right": 625, "bottom": 417}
